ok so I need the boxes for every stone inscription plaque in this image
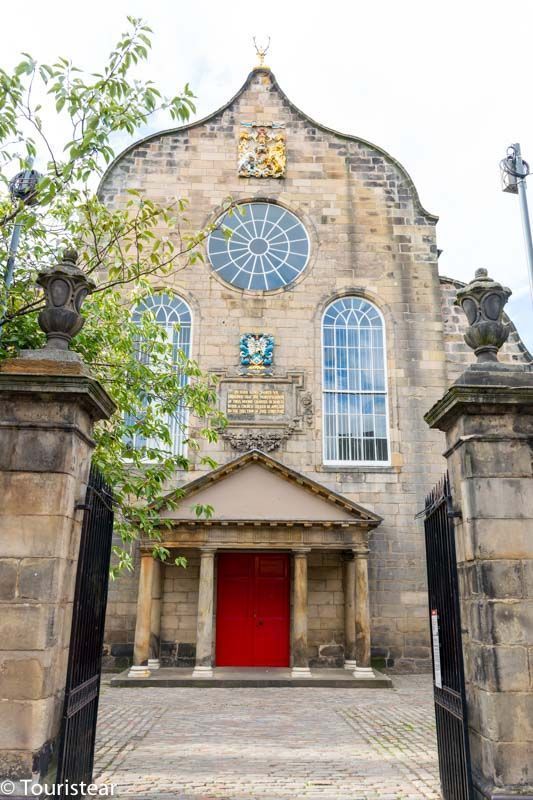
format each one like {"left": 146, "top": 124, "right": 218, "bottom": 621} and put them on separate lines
{"left": 227, "top": 389, "right": 285, "bottom": 417}
{"left": 213, "top": 372, "right": 311, "bottom": 452}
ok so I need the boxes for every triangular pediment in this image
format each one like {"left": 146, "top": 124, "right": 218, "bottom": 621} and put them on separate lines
{"left": 158, "top": 450, "right": 381, "bottom": 526}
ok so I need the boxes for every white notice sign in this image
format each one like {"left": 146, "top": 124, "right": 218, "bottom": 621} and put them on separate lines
{"left": 431, "top": 609, "right": 442, "bottom": 689}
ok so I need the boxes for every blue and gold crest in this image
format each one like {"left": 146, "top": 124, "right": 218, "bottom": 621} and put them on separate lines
{"left": 239, "top": 333, "right": 274, "bottom": 371}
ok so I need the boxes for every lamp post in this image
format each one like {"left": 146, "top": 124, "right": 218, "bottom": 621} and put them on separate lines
{"left": 500, "top": 143, "right": 533, "bottom": 307}
{"left": 0, "top": 163, "right": 42, "bottom": 338}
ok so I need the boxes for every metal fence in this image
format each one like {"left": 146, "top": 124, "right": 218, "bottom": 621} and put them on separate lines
{"left": 423, "top": 473, "right": 473, "bottom": 800}
{"left": 56, "top": 464, "right": 114, "bottom": 790}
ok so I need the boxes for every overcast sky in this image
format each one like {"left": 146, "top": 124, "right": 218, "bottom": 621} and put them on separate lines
{"left": 2, "top": 0, "right": 532, "bottom": 349}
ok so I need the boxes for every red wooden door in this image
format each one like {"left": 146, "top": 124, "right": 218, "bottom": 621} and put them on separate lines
{"left": 216, "top": 553, "right": 290, "bottom": 667}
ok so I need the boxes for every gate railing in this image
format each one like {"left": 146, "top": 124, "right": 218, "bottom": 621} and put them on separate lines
{"left": 422, "top": 473, "right": 473, "bottom": 800}
{"left": 56, "top": 464, "right": 114, "bottom": 790}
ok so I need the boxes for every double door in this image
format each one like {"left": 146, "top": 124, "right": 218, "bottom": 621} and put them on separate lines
{"left": 216, "top": 552, "right": 290, "bottom": 667}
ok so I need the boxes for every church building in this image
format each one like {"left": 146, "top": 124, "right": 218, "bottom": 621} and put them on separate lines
{"left": 99, "top": 65, "right": 531, "bottom": 677}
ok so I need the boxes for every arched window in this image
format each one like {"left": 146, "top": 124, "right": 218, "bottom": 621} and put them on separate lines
{"left": 128, "top": 292, "right": 192, "bottom": 457}
{"left": 322, "top": 297, "right": 389, "bottom": 465}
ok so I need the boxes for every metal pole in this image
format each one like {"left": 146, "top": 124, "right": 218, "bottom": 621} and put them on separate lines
{"left": 512, "top": 143, "right": 533, "bottom": 306}
{"left": 3, "top": 221, "right": 23, "bottom": 294}
{"left": 0, "top": 157, "right": 35, "bottom": 340}
{"left": 0, "top": 222, "right": 22, "bottom": 339}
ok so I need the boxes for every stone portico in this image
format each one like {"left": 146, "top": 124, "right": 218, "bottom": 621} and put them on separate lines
{"left": 129, "top": 450, "right": 381, "bottom": 677}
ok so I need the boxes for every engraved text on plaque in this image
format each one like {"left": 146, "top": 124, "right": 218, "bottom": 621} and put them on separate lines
{"left": 227, "top": 389, "right": 285, "bottom": 417}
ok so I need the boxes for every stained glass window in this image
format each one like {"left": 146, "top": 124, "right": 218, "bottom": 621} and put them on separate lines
{"left": 207, "top": 202, "right": 310, "bottom": 291}
{"left": 127, "top": 293, "right": 192, "bottom": 457}
{"left": 322, "top": 297, "right": 389, "bottom": 464}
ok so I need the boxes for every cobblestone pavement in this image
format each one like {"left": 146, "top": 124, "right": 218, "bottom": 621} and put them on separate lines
{"left": 94, "top": 674, "right": 439, "bottom": 800}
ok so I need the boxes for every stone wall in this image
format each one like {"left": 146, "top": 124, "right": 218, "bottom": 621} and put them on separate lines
{"left": 308, "top": 552, "right": 345, "bottom": 667}
{"left": 160, "top": 553, "right": 200, "bottom": 666}
{"left": 100, "top": 68, "right": 531, "bottom": 671}
{"left": 102, "top": 535, "right": 139, "bottom": 670}
{"left": 440, "top": 276, "right": 532, "bottom": 384}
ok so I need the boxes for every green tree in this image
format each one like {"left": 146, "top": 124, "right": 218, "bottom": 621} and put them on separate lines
{"left": 0, "top": 18, "right": 229, "bottom": 574}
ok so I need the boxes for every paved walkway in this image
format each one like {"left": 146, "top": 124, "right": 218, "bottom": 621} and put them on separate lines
{"left": 94, "top": 674, "right": 440, "bottom": 800}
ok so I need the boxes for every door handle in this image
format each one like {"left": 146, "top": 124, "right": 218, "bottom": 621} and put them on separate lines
{"left": 257, "top": 619, "right": 264, "bottom": 626}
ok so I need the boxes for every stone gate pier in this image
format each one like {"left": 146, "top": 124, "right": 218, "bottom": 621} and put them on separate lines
{"left": 0, "top": 251, "right": 114, "bottom": 791}
{"left": 426, "top": 269, "right": 533, "bottom": 799}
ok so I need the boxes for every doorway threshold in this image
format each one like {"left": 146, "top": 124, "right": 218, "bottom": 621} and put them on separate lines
{"left": 109, "top": 667, "right": 393, "bottom": 688}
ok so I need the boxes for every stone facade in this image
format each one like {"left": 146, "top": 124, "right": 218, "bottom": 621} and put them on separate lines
{"left": 99, "top": 67, "right": 531, "bottom": 672}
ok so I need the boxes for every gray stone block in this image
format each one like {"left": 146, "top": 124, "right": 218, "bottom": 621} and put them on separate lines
{"left": 18, "top": 559, "right": 57, "bottom": 601}
{"left": 0, "top": 560, "right": 18, "bottom": 601}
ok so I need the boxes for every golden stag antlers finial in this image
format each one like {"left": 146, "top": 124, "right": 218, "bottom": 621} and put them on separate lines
{"left": 253, "top": 36, "right": 271, "bottom": 68}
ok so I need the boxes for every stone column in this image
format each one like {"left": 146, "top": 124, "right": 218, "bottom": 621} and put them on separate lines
{"left": 148, "top": 558, "right": 162, "bottom": 670}
{"left": 192, "top": 547, "right": 216, "bottom": 677}
{"left": 344, "top": 552, "right": 357, "bottom": 670}
{"left": 292, "top": 548, "right": 311, "bottom": 677}
{"left": 354, "top": 547, "right": 374, "bottom": 676}
{"left": 0, "top": 357, "right": 115, "bottom": 787}
{"left": 425, "top": 269, "right": 533, "bottom": 799}
{"left": 129, "top": 553, "right": 155, "bottom": 677}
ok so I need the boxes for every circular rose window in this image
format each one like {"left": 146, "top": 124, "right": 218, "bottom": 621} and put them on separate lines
{"left": 207, "top": 202, "right": 310, "bottom": 291}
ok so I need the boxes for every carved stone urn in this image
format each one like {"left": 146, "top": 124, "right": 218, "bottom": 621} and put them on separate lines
{"left": 455, "top": 268, "right": 512, "bottom": 363}
{"left": 37, "top": 248, "right": 95, "bottom": 350}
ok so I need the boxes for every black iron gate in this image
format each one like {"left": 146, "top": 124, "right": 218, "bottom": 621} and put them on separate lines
{"left": 56, "top": 464, "right": 114, "bottom": 788}
{"left": 423, "top": 473, "right": 473, "bottom": 800}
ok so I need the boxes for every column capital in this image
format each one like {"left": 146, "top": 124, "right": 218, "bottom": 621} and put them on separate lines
{"left": 292, "top": 547, "right": 311, "bottom": 556}
{"left": 199, "top": 546, "right": 217, "bottom": 556}
{"left": 353, "top": 546, "right": 370, "bottom": 559}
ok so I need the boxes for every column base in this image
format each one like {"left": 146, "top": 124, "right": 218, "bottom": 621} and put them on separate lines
{"left": 192, "top": 665, "right": 213, "bottom": 677}
{"left": 344, "top": 660, "right": 357, "bottom": 670}
{"left": 291, "top": 666, "right": 312, "bottom": 678}
{"left": 147, "top": 658, "right": 160, "bottom": 670}
{"left": 353, "top": 666, "right": 375, "bottom": 678}
{"left": 128, "top": 664, "right": 151, "bottom": 678}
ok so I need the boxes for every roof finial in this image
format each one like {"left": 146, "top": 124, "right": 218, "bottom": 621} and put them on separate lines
{"left": 253, "top": 36, "right": 271, "bottom": 69}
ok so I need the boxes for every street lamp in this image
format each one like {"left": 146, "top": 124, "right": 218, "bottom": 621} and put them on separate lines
{"left": 500, "top": 143, "right": 533, "bottom": 307}
{"left": 0, "top": 164, "right": 42, "bottom": 338}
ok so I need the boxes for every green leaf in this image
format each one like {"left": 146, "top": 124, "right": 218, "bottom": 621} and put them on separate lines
{"left": 0, "top": 23, "right": 221, "bottom": 579}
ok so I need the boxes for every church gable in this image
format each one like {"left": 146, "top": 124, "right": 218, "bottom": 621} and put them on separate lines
{"left": 99, "top": 68, "right": 435, "bottom": 224}
{"left": 158, "top": 450, "right": 381, "bottom": 525}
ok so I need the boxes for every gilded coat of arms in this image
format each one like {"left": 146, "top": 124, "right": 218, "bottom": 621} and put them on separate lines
{"left": 238, "top": 123, "right": 286, "bottom": 178}
{"left": 239, "top": 333, "right": 274, "bottom": 370}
